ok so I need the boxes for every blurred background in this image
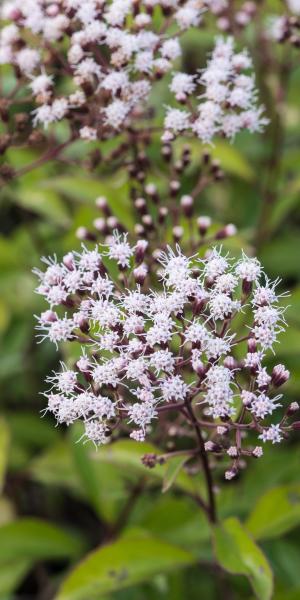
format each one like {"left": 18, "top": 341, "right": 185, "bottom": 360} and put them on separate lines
{"left": 1, "top": 8, "right": 300, "bottom": 600}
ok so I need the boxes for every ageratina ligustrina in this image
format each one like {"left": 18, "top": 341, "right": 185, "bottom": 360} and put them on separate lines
{"left": 34, "top": 235, "right": 297, "bottom": 493}
{"left": 0, "top": 2, "right": 268, "bottom": 176}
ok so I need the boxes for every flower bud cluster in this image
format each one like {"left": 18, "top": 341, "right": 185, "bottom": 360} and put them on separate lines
{"left": 34, "top": 236, "right": 295, "bottom": 476}
{"left": 77, "top": 148, "right": 235, "bottom": 253}
{"left": 164, "top": 37, "right": 268, "bottom": 144}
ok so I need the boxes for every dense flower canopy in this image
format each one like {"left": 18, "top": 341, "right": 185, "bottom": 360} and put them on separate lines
{"left": 0, "top": 1, "right": 267, "bottom": 144}
{"left": 34, "top": 234, "right": 294, "bottom": 478}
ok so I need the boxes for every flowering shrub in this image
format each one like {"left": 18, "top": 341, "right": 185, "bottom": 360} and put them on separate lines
{"left": 35, "top": 237, "right": 296, "bottom": 481}
{"left": 1, "top": 1, "right": 300, "bottom": 599}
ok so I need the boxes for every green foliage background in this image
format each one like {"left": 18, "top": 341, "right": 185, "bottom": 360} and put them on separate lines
{"left": 1, "top": 9, "right": 300, "bottom": 600}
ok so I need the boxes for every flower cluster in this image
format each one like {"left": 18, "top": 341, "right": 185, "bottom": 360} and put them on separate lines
{"left": 268, "top": 3, "right": 300, "bottom": 48}
{"left": 34, "top": 236, "right": 295, "bottom": 477}
{"left": 164, "top": 37, "right": 268, "bottom": 144}
{"left": 0, "top": 0, "right": 204, "bottom": 138}
{"left": 204, "top": 1, "right": 257, "bottom": 33}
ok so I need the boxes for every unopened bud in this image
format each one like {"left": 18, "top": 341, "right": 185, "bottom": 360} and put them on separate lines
{"left": 169, "top": 180, "right": 180, "bottom": 196}
{"left": 107, "top": 216, "right": 119, "bottom": 230}
{"left": 142, "top": 214, "right": 154, "bottom": 230}
{"left": 145, "top": 183, "right": 159, "bottom": 203}
{"left": 287, "top": 402, "right": 299, "bottom": 416}
{"left": 242, "top": 279, "right": 253, "bottom": 295}
{"left": 134, "top": 223, "right": 146, "bottom": 237}
{"left": 161, "top": 144, "right": 172, "bottom": 161}
{"left": 272, "top": 364, "right": 290, "bottom": 387}
{"left": 197, "top": 216, "right": 211, "bottom": 235}
{"left": 158, "top": 206, "right": 168, "bottom": 224}
{"left": 95, "top": 196, "right": 111, "bottom": 215}
{"left": 78, "top": 317, "right": 90, "bottom": 334}
{"left": 247, "top": 338, "right": 257, "bottom": 353}
{"left": 133, "top": 263, "right": 148, "bottom": 285}
{"left": 141, "top": 453, "right": 159, "bottom": 468}
{"left": 135, "top": 198, "right": 147, "bottom": 215}
{"left": 135, "top": 239, "right": 148, "bottom": 264}
{"left": 76, "top": 227, "right": 96, "bottom": 241}
{"left": 172, "top": 226, "right": 183, "bottom": 242}
{"left": 224, "top": 356, "right": 238, "bottom": 370}
{"left": 93, "top": 218, "right": 108, "bottom": 234}
{"left": 180, "top": 195, "right": 194, "bottom": 217}
{"left": 215, "top": 223, "right": 237, "bottom": 239}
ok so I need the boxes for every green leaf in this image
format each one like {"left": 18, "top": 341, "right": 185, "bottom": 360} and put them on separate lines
{"left": 0, "top": 417, "right": 10, "bottom": 492}
{"left": 29, "top": 440, "right": 83, "bottom": 494}
{"left": 12, "top": 187, "right": 71, "bottom": 227}
{"left": 0, "top": 518, "right": 84, "bottom": 563}
{"left": 43, "top": 175, "right": 134, "bottom": 229}
{"left": 246, "top": 485, "right": 300, "bottom": 540}
{"left": 92, "top": 440, "right": 200, "bottom": 496}
{"left": 213, "top": 517, "right": 273, "bottom": 600}
{"left": 56, "top": 530, "right": 196, "bottom": 600}
{"left": 162, "top": 456, "right": 189, "bottom": 493}
{"left": 134, "top": 495, "right": 210, "bottom": 551}
{"left": 0, "top": 559, "right": 32, "bottom": 597}
{"left": 0, "top": 498, "right": 15, "bottom": 526}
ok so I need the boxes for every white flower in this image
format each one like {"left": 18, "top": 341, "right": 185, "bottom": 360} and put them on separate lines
{"left": 170, "top": 72, "right": 196, "bottom": 96}
{"left": 16, "top": 48, "right": 40, "bottom": 74}
{"left": 103, "top": 100, "right": 131, "bottom": 129}
{"left": 160, "top": 375, "right": 189, "bottom": 402}
{"left": 128, "top": 401, "right": 157, "bottom": 430}
{"left": 164, "top": 108, "right": 190, "bottom": 133}
{"left": 150, "top": 350, "right": 175, "bottom": 374}
{"left": 259, "top": 424, "right": 283, "bottom": 444}
{"left": 106, "top": 231, "right": 134, "bottom": 268}
{"left": 236, "top": 255, "right": 261, "bottom": 282}
{"left": 161, "top": 39, "right": 182, "bottom": 60}
{"left": 209, "top": 293, "right": 241, "bottom": 320}
{"left": 80, "top": 126, "right": 97, "bottom": 141}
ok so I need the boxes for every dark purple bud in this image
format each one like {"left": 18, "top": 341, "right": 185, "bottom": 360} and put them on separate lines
{"left": 197, "top": 216, "right": 211, "bottom": 236}
{"left": 172, "top": 226, "right": 183, "bottom": 242}
{"left": 287, "top": 402, "right": 299, "bottom": 416}
{"left": 135, "top": 239, "right": 148, "bottom": 264}
{"left": 242, "top": 279, "right": 253, "bottom": 295}
{"left": 169, "top": 180, "right": 180, "bottom": 196}
{"left": 133, "top": 264, "right": 148, "bottom": 285}
{"left": 180, "top": 195, "right": 194, "bottom": 218}
{"left": 224, "top": 356, "right": 238, "bottom": 370}
{"left": 95, "top": 196, "right": 111, "bottom": 216}
{"left": 76, "top": 227, "right": 96, "bottom": 242}
{"left": 272, "top": 364, "right": 290, "bottom": 387}
{"left": 215, "top": 224, "right": 237, "bottom": 240}
{"left": 158, "top": 206, "right": 168, "bottom": 224}
{"left": 135, "top": 197, "right": 147, "bottom": 215}
{"left": 78, "top": 318, "right": 90, "bottom": 334}
{"left": 247, "top": 338, "right": 257, "bottom": 353}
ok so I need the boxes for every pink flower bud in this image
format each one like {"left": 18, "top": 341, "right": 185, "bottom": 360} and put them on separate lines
{"left": 272, "top": 364, "right": 290, "bottom": 387}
